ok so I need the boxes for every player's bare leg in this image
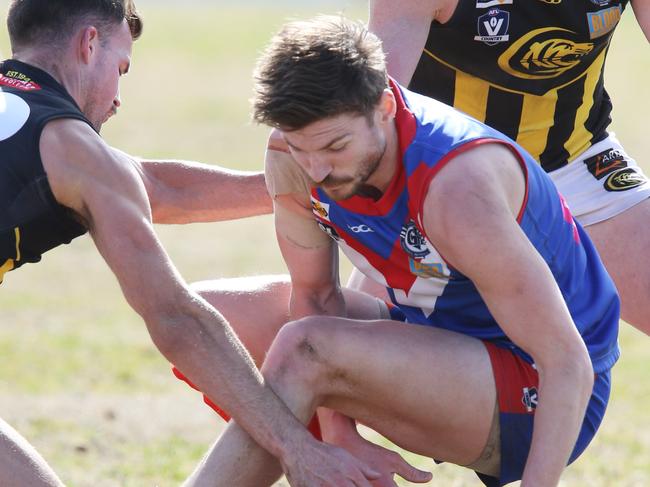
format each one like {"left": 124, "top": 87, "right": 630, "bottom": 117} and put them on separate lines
{"left": 586, "top": 198, "right": 650, "bottom": 334}
{"left": 191, "top": 275, "right": 388, "bottom": 367}
{"left": 0, "top": 418, "right": 64, "bottom": 487}
{"left": 186, "top": 316, "right": 498, "bottom": 486}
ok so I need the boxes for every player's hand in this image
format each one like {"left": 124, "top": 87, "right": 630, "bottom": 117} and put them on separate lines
{"left": 332, "top": 428, "right": 432, "bottom": 486}
{"left": 282, "top": 437, "right": 382, "bottom": 487}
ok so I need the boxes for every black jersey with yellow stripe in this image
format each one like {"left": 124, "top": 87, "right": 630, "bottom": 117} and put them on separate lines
{"left": 410, "top": 0, "right": 629, "bottom": 172}
{"left": 0, "top": 60, "right": 89, "bottom": 284}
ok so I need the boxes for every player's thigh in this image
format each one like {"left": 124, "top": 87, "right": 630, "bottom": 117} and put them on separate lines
{"left": 191, "top": 275, "right": 385, "bottom": 365}
{"left": 585, "top": 197, "right": 650, "bottom": 332}
{"left": 0, "top": 418, "right": 63, "bottom": 487}
{"left": 192, "top": 275, "right": 292, "bottom": 365}
{"left": 272, "top": 318, "right": 496, "bottom": 467}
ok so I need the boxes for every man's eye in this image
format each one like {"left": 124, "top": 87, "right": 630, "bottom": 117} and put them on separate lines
{"left": 329, "top": 145, "right": 346, "bottom": 152}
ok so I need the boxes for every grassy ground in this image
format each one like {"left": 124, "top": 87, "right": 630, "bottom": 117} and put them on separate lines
{"left": 1, "top": 3, "right": 649, "bottom": 486}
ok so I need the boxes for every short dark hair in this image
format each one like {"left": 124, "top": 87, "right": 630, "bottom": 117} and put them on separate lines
{"left": 7, "top": 0, "right": 143, "bottom": 51}
{"left": 252, "top": 15, "right": 388, "bottom": 131}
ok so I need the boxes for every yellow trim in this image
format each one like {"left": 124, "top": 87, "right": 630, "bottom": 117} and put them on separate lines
{"left": 0, "top": 259, "right": 14, "bottom": 281}
{"left": 14, "top": 227, "right": 21, "bottom": 261}
{"left": 516, "top": 89, "right": 558, "bottom": 162}
{"left": 453, "top": 71, "right": 489, "bottom": 122}
{"left": 0, "top": 228, "right": 21, "bottom": 283}
{"left": 564, "top": 49, "right": 607, "bottom": 162}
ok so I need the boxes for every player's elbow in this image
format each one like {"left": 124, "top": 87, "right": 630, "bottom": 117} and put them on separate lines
{"left": 540, "top": 340, "right": 594, "bottom": 400}
{"left": 139, "top": 298, "right": 198, "bottom": 361}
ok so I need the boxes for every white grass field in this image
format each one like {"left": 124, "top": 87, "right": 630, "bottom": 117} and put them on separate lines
{"left": 0, "top": 2, "right": 649, "bottom": 486}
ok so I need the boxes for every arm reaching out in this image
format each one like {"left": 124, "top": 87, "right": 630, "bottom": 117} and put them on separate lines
{"left": 39, "top": 118, "right": 320, "bottom": 472}
{"left": 113, "top": 147, "right": 272, "bottom": 224}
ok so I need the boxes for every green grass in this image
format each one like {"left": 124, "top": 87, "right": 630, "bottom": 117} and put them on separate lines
{"left": 1, "top": 3, "right": 649, "bottom": 486}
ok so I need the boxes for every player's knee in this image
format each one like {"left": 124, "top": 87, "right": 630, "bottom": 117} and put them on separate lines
{"left": 262, "top": 318, "right": 327, "bottom": 390}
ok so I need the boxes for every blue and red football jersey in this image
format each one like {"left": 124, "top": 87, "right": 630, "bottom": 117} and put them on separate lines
{"left": 310, "top": 81, "right": 619, "bottom": 374}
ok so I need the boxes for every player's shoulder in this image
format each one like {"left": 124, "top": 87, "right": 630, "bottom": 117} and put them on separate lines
{"left": 265, "top": 129, "right": 313, "bottom": 198}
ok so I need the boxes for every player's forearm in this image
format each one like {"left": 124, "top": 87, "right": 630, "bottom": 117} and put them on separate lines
{"left": 521, "top": 357, "right": 593, "bottom": 486}
{"left": 289, "top": 285, "right": 346, "bottom": 321}
{"left": 148, "top": 297, "right": 310, "bottom": 461}
{"left": 140, "top": 159, "right": 272, "bottom": 223}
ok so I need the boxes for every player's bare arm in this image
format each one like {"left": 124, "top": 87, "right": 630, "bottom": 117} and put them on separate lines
{"left": 111, "top": 148, "right": 272, "bottom": 224}
{"left": 38, "top": 117, "right": 332, "bottom": 475}
{"left": 632, "top": 0, "right": 650, "bottom": 41}
{"left": 423, "top": 143, "right": 594, "bottom": 486}
{"left": 368, "top": 0, "right": 453, "bottom": 84}
{"left": 274, "top": 190, "right": 432, "bottom": 486}
{"left": 274, "top": 193, "right": 346, "bottom": 319}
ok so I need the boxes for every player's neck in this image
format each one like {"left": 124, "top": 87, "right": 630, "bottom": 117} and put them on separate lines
{"left": 366, "top": 122, "right": 400, "bottom": 195}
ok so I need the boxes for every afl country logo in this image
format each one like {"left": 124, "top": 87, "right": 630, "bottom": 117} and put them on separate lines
{"left": 604, "top": 168, "right": 648, "bottom": 192}
{"left": 475, "top": 9, "right": 510, "bottom": 46}
{"left": 400, "top": 221, "right": 430, "bottom": 259}
{"left": 498, "top": 27, "right": 594, "bottom": 80}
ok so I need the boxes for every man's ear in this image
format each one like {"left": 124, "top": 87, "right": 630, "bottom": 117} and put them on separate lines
{"left": 377, "top": 89, "right": 397, "bottom": 124}
{"left": 79, "top": 26, "right": 99, "bottom": 65}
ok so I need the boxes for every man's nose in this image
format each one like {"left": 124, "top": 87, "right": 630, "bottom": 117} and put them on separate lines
{"left": 306, "top": 154, "right": 332, "bottom": 183}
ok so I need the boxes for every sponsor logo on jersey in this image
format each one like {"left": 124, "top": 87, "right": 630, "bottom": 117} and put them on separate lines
{"left": 317, "top": 221, "right": 341, "bottom": 241}
{"left": 400, "top": 221, "right": 430, "bottom": 259}
{"left": 409, "top": 259, "right": 447, "bottom": 279}
{"left": 522, "top": 386, "right": 538, "bottom": 412}
{"left": 498, "top": 28, "right": 594, "bottom": 79}
{"left": 476, "top": 0, "right": 512, "bottom": 8}
{"left": 584, "top": 147, "right": 629, "bottom": 180}
{"left": 604, "top": 168, "right": 648, "bottom": 192}
{"left": 0, "top": 72, "right": 41, "bottom": 91}
{"left": 347, "top": 224, "right": 374, "bottom": 233}
{"left": 475, "top": 9, "right": 510, "bottom": 46}
{"left": 586, "top": 5, "right": 622, "bottom": 39}
{"left": 590, "top": 0, "right": 611, "bottom": 6}
{"left": 310, "top": 198, "right": 330, "bottom": 220}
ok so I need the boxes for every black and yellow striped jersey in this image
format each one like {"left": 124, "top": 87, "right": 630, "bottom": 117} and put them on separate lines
{"left": 410, "top": 0, "right": 629, "bottom": 172}
{"left": 0, "top": 60, "right": 89, "bottom": 284}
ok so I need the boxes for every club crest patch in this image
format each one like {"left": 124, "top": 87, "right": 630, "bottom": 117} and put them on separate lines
{"left": 400, "top": 221, "right": 430, "bottom": 259}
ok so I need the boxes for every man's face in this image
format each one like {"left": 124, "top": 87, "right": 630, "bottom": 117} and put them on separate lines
{"left": 84, "top": 20, "right": 133, "bottom": 131}
{"left": 282, "top": 110, "right": 387, "bottom": 201}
